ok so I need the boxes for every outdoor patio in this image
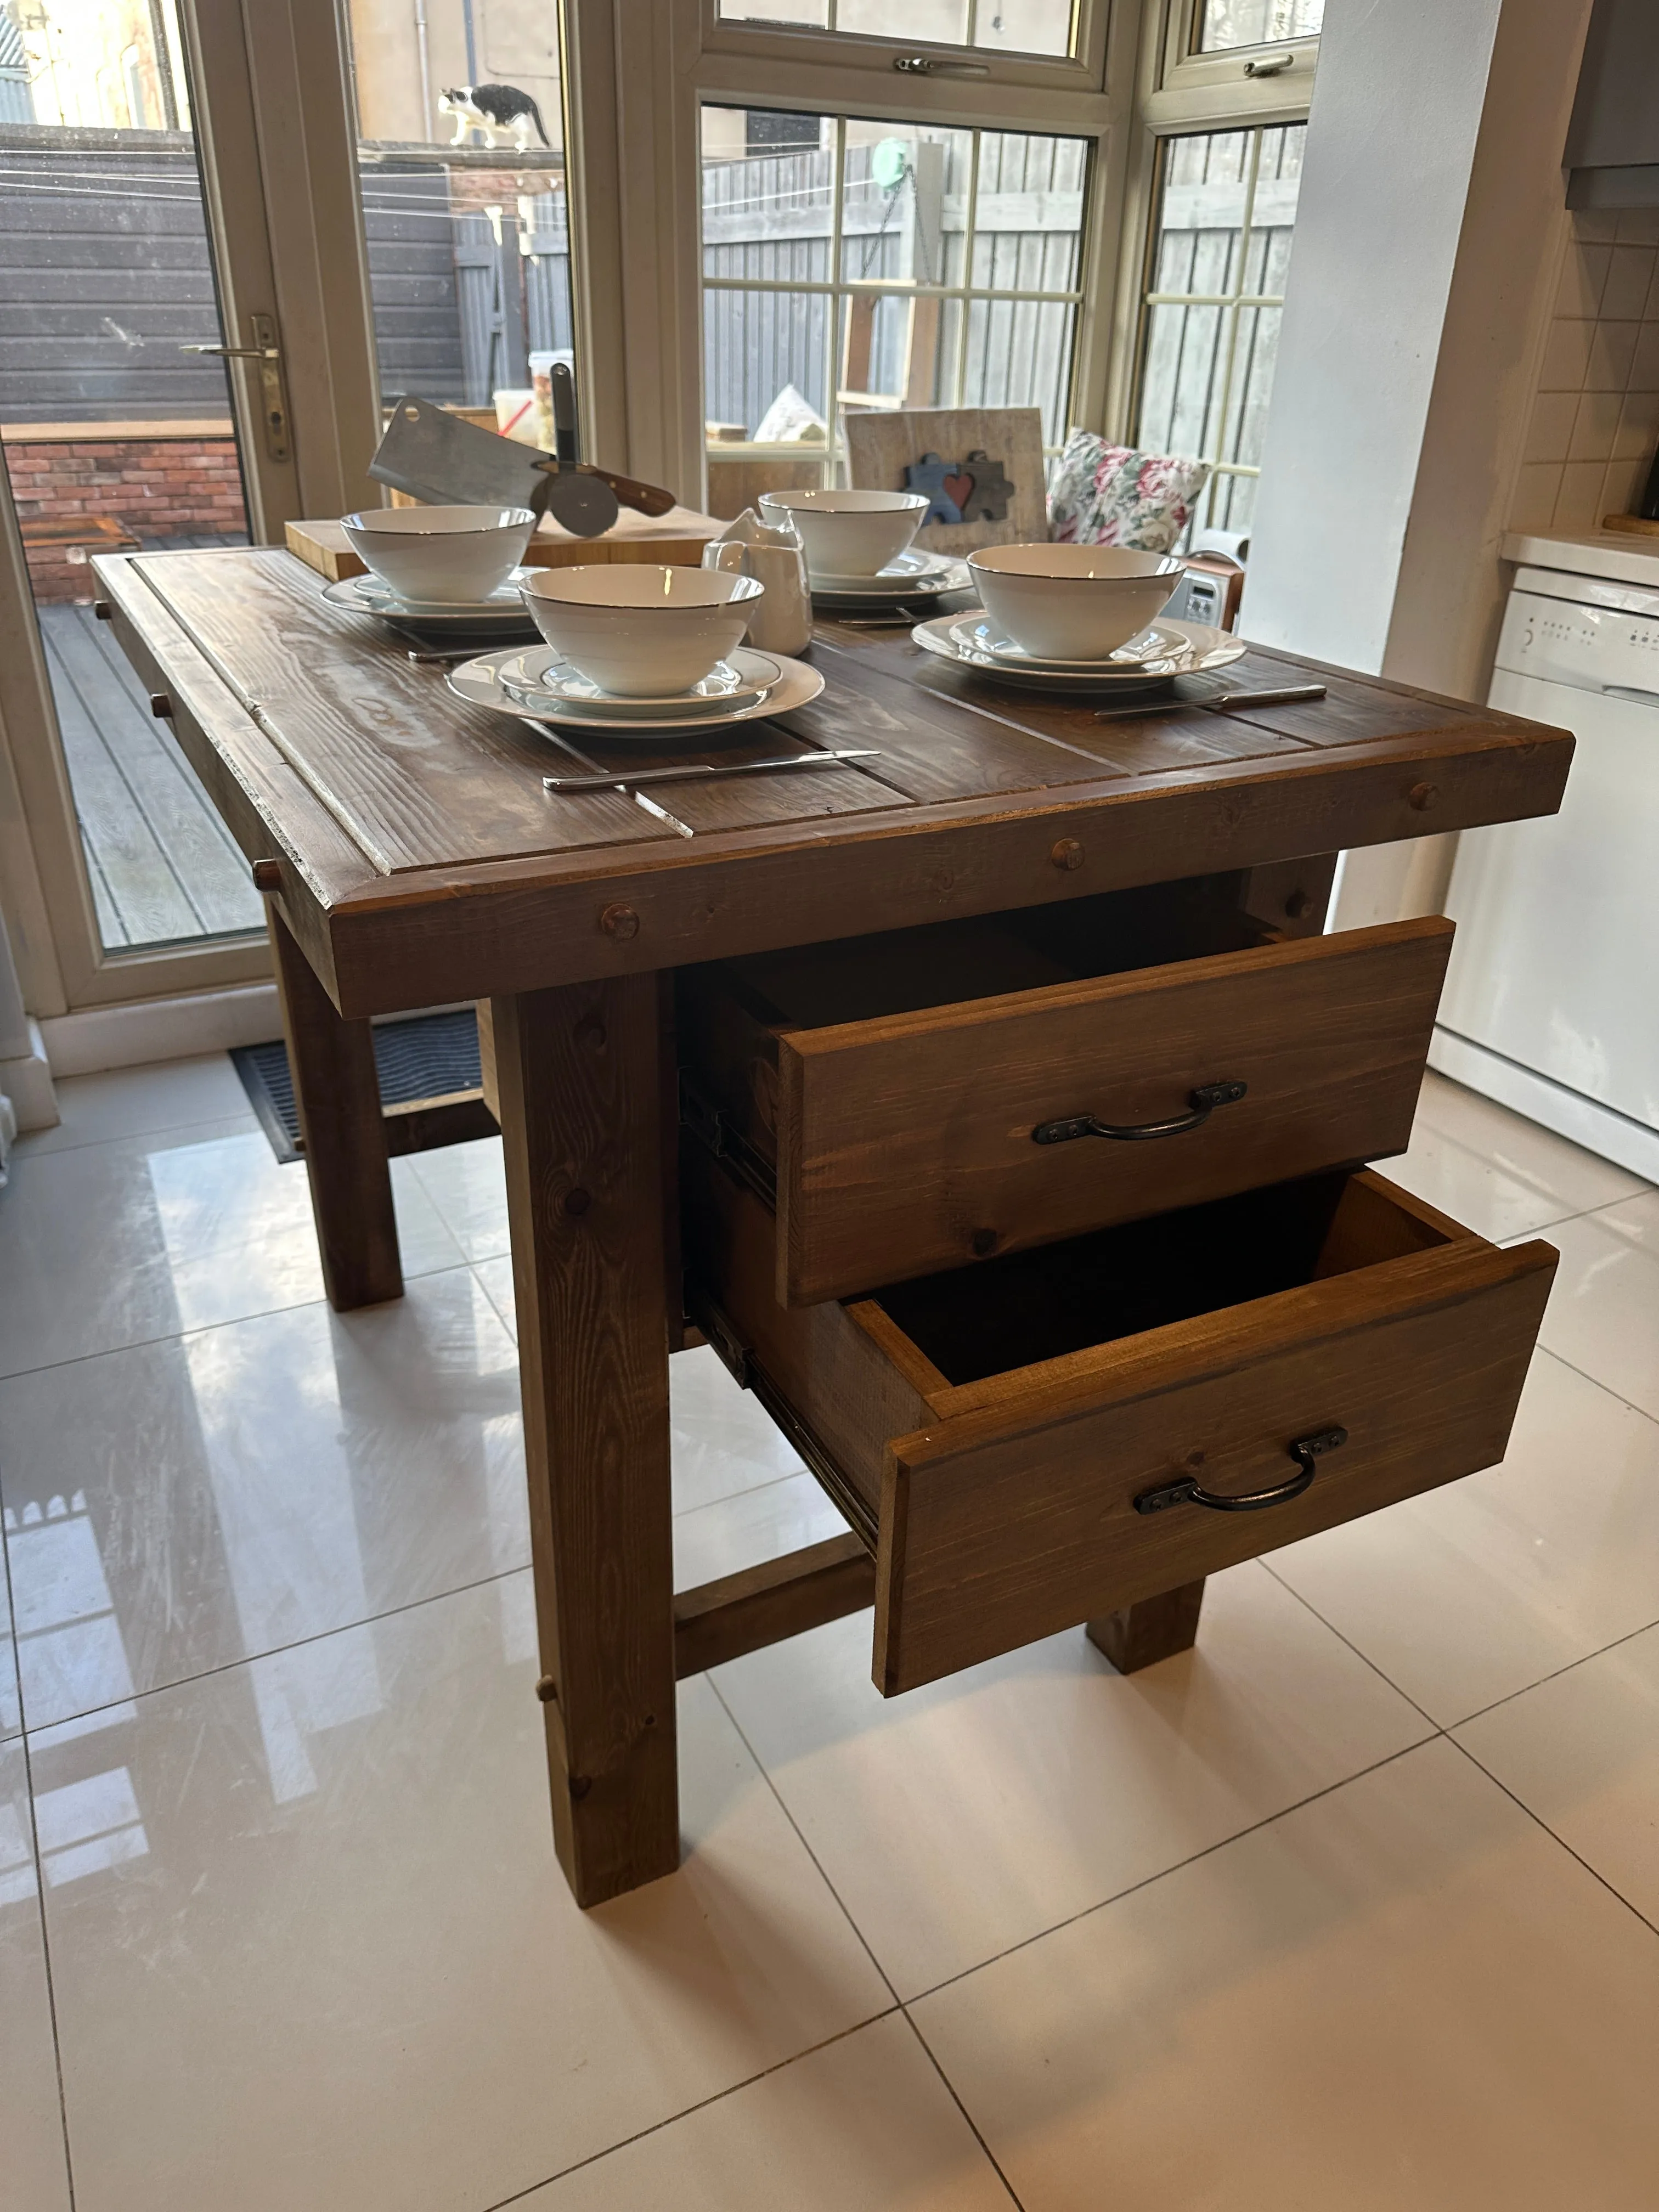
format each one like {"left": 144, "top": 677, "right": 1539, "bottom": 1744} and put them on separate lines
{"left": 36, "top": 539, "right": 263, "bottom": 951}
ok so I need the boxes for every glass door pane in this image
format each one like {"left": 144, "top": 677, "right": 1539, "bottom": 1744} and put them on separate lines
{"left": 0, "top": 0, "right": 263, "bottom": 955}
{"left": 345, "top": 1, "right": 573, "bottom": 442}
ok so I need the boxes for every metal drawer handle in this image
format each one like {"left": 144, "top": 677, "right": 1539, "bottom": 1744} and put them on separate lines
{"left": 1134, "top": 1426, "right": 1348, "bottom": 1516}
{"left": 1032, "top": 1080, "right": 1248, "bottom": 1147}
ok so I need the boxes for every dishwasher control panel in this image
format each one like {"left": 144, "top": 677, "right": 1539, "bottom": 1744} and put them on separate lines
{"left": 1497, "top": 586, "right": 1659, "bottom": 698}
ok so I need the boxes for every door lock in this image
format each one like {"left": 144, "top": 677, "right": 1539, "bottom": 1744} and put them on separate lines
{"left": 180, "top": 311, "right": 291, "bottom": 464}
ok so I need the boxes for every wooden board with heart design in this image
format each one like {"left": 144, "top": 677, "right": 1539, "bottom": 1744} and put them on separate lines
{"left": 844, "top": 406, "right": 1049, "bottom": 553}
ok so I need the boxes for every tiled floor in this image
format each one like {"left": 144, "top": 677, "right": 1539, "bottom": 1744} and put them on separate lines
{"left": 2, "top": 1059, "right": 1657, "bottom": 2210}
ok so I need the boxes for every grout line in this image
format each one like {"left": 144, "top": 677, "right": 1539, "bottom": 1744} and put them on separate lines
{"left": 1444, "top": 1734, "right": 1659, "bottom": 1942}
{"left": 0, "top": 1251, "right": 471, "bottom": 1392}
{"left": 18, "top": 1561, "right": 533, "bottom": 1743}
{"left": 1530, "top": 1345, "right": 1659, "bottom": 1428}
{"left": 1256, "top": 1558, "right": 1445, "bottom": 1731}
{"left": 14, "top": 1106, "right": 262, "bottom": 1162}
{"left": 899, "top": 1735, "right": 1440, "bottom": 2012}
{"left": 707, "top": 1673, "right": 902, "bottom": 2003}
{"left": 0, "top": 1516, "right": 78, "bottom": 2210}
{"left": 895, "top": 2008, "right": 1028, "bottom": 2210}
{"left": 476, "top": 2011, "right": 901, "bottom": 2210}
{"left": 1447, "top": 1611, "right": 1659, "bottom": 1731}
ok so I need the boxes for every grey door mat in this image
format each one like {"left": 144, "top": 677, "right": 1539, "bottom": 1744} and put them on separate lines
{"left": 232, "top": 1007, "right": 492, "bottom": 1164}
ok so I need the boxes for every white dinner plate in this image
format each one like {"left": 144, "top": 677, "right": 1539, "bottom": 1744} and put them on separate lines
{"left": 808, "top": 549, "right": 961, "bottom": 592}
{"left": 447, "top": 646, "right": 825, "bottom": 737}
{"left": 810, "top": 561, "right": 973, "bottom": 607}
{"left": 911, "top": 613, "right": 1246, "bottom": 691}
{"left": 498, "top": 646, "right": 782, "bottom": 718}
{"left": 947, "top": 617, "right": 1198, "bottom": 674}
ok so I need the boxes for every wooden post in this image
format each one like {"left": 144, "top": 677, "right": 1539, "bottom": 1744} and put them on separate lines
{"left": 268, "top": 907, "right": 402, "bottom": 1311}
{"left": 1087, "top": 1581, "right": 1207, "bottom": 1675}
{"left": 491, "top": 977, "right": 680, "bottom": 1906}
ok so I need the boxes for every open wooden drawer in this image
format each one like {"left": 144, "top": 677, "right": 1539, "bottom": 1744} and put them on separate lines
{"left": 676, "top": 884, "right": 1455, "bottom": 1306}
{"left": 682, "top": 1145, "right": 1557, "bottom": 1696}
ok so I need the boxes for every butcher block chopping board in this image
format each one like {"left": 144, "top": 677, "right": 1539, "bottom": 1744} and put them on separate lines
{"left": 285, "top": 503, "right": 723, "bottom": 583}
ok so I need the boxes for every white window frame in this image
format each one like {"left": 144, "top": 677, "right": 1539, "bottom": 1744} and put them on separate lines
{"left": 560, "top": 0, "right": 1138, "bottom": 510}
{"left": 1093, "top": 0, "right": 1317, "bottom": 522}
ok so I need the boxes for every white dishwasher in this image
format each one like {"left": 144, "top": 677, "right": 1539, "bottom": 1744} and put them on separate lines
{"left": 1432, "top": 561, "right": 1659, "bottom": 1181}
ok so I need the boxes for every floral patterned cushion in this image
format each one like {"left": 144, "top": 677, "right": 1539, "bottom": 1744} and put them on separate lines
{"left": 1047, "top": 431, "right": 1210, "bottom": 553}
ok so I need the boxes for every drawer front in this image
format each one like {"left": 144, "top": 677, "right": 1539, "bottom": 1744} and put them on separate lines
{"left": 874, "top": 1221, "right": 1555, "bottom": 1695}
{"left": 773, "top": 917, "right": 1454, "bottom": 1304}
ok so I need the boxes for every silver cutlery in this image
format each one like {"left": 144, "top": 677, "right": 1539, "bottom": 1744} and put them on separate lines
{"left": 541, "top": 748, "right": 881, "bottom": 794}
{"left": 1093, "top": 681, "right": 1327, "bottom": 722}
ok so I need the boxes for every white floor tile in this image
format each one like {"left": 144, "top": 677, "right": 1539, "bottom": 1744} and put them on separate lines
{"left": 674, "top": 1470, "right": 849, "bottom": 1590}
{"left": 0, "top": 1740, "right": 72, "bottom": 2211}
{"left": 0, "top": 1269, "right": 527, "bottom": 1730}
{"left": 1528, "top": 1191, "right": 1659, "bottom": 1420}
{"left": 518, "top": 2013, "right": 1011, "bottom": 2210}
{"left": 712, "top": 1560, "right": 1430, "bottom": 1998}
{"left": 467, "top": 1265, "right": 808, "bottom": 1528}
{"left": 1457, "top": 1621, "right": 1659, "bottom": 1928}
{"left": 669, "top": 1346, "right": 806, "bottom": 1517}
{"left": 34, "top": 1574, "right": 891, "bottom": 2212}
{"left": 912, "top": 1738, "right": 1659, "bottom": 2211}
{"left": 408, "top": 1135, "right": 510, "bottom": 1261}
{"left": 1268, "top": 1349, "right": 1659, "bottom": 1725}
{"left": 1382, "top": 1072, "right": 1649, "bottom": 1242}
{"left": 17, "top": 1053, "right": 253, "bottom": 1158}
{"left": 0, "top": 1125, "right": 464, "bottom": 1379}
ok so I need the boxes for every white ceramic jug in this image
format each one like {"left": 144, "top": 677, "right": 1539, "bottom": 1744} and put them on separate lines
{"left": 701, "top": 508, "right": 812, "bottom": 656}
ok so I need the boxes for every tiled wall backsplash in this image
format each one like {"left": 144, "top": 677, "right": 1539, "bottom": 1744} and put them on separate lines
{"left": 1511, "top": 206, "right": 1659, "bottom": 535}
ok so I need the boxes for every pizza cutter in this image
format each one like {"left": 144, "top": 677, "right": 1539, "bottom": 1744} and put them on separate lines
{"left": 370, "top": 392, "right": 675, "bottom": 539}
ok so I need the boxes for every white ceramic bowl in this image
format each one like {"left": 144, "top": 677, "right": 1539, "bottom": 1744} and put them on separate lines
{"left": 340, "top": 504, "right": 537, "bottom": 605}
{"left": 967, "top": 544, "right": 1186, "bottom": 661}
{"left": 520, "top": 563, "right": 764, "bottom": 697}
{"left": 758, "top": 488, "right": 928, "bottom": 579}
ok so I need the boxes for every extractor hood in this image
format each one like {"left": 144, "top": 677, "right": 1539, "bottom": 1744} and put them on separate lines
{"left": 1566, "top": 0, "right": 1659, "bottom": 208}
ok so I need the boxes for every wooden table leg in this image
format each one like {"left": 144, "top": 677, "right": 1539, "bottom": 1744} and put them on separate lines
{"left": 492, "top": 976, "right": 680, "bottom": 1907}
{"left": 268, "top": 908, "right": 402, "bottom": 1310}
{"left": 1087, "top": 1581, "right": 1206, "bottom": 1674}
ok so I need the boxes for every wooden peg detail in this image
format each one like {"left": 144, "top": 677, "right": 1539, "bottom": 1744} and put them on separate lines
{"left": 600, "top": 903, "right": 640, "bottom": 940}
{"left": 1051, "top": 837, "right": 1085, "bottom": 872}
{"left": 251, "top": 859, "right": 283, "bottom": 893}
{"left": 1408, "top": 781, "right": 1438, "bottom": 811}
{"left": 149, "top": 691, "right": 173, "bottom": 719}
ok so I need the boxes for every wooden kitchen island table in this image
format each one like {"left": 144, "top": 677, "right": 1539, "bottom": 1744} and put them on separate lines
{"left": 93, "top": 545, "right": 1571, "bottom": 1906}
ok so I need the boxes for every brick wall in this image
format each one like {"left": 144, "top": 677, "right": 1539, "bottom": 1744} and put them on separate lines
{"left": 5, "top": 437, "right": 247, "bottom": 602}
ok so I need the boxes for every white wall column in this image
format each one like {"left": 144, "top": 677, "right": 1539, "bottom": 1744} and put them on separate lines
{"left": 0, "top": 903, "right": 57, "bottom": 1142}
{"left": 1243, "top": 0, "right": 1594, "bottom": 926}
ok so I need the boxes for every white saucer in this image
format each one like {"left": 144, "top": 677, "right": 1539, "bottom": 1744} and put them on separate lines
{"left": 323, "top": 571, "right": 538, "bottom": 634}
{"left": 809, "top": 549, "right": 960, "bottom": 593}
{"left": 498, "top": 646, "right": 781, "bottom": 718}
{"left": 448, "top": 646, "right": 824, "bottom": 737}
{"left": 912, "top": 613, "right": 1245, "bottom": 691}
{"left": 949, "top": 617, "right": 1197, "bottom": 674}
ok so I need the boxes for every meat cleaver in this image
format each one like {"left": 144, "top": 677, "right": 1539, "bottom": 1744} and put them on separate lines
{"left": 370, "top": 395, "right": 675, "bottom": 538}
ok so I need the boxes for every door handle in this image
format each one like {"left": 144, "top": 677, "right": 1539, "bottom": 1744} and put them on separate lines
{"left": 180, "top": 311, "right": 290, "bottom": 465}
{"left": 1133, "top": 1426, "right": 1348, "bottom": 1516}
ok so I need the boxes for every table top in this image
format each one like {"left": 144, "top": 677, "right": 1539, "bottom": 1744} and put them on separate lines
{"left": 94, "top": 545, "right": 1573, "bottom": 1017}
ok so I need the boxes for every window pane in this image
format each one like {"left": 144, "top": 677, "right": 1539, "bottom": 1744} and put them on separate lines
{"left": 0, "top": 0, "right": 262, "bottom": 955}
{"left": 1198, "top": 0, "right": 1322, "bottom": 50}
{"left": 716, "top": 0, "right": 1075, "bottom": 59}
{"left": 970, "top": 131, "right": 1086, "bottom": 292}
{"left": 839, "top": 122, "right": 971, "bottom": 290}
{"left": 346, "top": 1, "right": 573, "bottom": 424}
{"left": 702, "top": 103, "right": 1086, "bottom": 495}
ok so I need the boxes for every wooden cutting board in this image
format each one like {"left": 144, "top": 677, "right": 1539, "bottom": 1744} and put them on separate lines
{"left": 285, "top": 504, "right": 723, "bottom": 583}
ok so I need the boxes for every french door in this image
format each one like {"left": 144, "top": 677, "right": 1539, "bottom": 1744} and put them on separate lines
{"left": 0, "top": 0, "right": 574, "bottom": 1020}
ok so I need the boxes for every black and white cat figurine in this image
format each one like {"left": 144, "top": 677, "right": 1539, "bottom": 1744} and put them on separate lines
{"left": 437, "top": 83, "right": 550, "bottom": 152}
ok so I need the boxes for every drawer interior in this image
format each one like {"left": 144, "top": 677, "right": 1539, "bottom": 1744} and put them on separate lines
{"left": 876, "top": 1170, "right": 1441, "bottom": 1389}
{"left": 685, "top": 876, "right": 1268, "bottom": 1057}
